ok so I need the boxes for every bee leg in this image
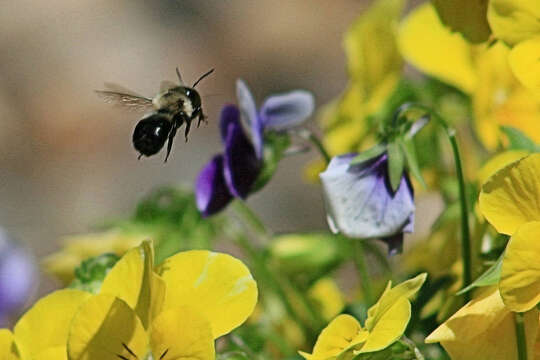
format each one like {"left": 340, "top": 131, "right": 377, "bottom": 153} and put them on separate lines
{"left": 164, "top": 123, "right": 178, "bottom": 163}
{"left": 184, "top": 119, "right": 192, "bottom": 142}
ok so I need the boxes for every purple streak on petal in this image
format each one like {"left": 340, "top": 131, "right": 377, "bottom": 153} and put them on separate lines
{"left": 195, "top": 155, "right": 233, "bottom": 217}
{"left": 0, "top": 231, "right": 36, "bottom": 326}
{"left": 260, "top": 90, "right": 315, "bottom": 131}
{"left": 236, "top": 79, "right": 263, "bottom": 159}
{"left": 219, "top": 104, "right": 241, "bottom": 143}
{"left": 223, "top": 120, "right": 262, "bottom": 198}
{"left": 320, "top": 153, "right": 415, "bottom": 240}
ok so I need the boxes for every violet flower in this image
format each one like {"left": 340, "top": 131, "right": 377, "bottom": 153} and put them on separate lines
{"left": 196, "top": 80, "right": 314, "bottom": 216}
{"left": 0, "top": 229, "right": 36, "bottom": 326}
{"left": 320, "top": 153, "right": 414, "bottom": 254}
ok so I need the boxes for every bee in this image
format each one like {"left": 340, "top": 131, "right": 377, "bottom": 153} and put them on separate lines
{"left": 96, "top": 68, "right": 214, "bottom": 161}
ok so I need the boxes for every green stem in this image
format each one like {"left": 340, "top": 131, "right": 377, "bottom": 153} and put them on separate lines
{"left": 402, "top": 104, "right": 472, "bottom": 302}
{"left": 232, "top": 200, "right": 269, "bottom": 238}
{"left": 297, "top": 129, "right": 331, "bottom": 165}
{"left": 514, "top": 312, "right": 528, "bottom": 360}
{"left": 353, "top": 241, "right": 374, "bottom": 305}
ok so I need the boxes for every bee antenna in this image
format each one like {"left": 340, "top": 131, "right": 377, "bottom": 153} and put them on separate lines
{"left": 176, "top": 67, "right": 184, "bottom": 85}
{"left": 192, "top": 68, "right": 215, "bottom": 88}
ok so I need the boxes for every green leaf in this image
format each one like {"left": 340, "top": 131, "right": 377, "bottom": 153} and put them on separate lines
{"left": 399, "top": 138, "right": 426, "bottom": 188}
{"left": 69, "top": 253, "right": 120, "bottom": 293}
{"left": 387, "top": 142, "right": 405, "bottom": 192}
{"left": 351, "top": 144, "right": 387, "bottom": 165}
{"left": 456, "top": 254, "right": 503, "bottom": 295}
{"left": 217, "top": 352, "right": 250, "bottom": 360}
{"left": 353, "top": 339, "right": 424, "bottom": 360}
{"left": 500, "top": 126, "right": 537, "bottom": 152}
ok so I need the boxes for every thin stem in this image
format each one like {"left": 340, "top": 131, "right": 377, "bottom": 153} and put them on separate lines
{"left": 232, "top": 200, "right": 269, "bottom": 237}
{"left": 296, "top": 129, "right": 331, "bottom": 165}
{"left": 400, "top": 103, "right": 472, "bottom": 302}
{"left": 353, "top": 241, "right": 373, "bottom": 305}
{"left": 514, "top": 312, "right": 528, "bottom": 360}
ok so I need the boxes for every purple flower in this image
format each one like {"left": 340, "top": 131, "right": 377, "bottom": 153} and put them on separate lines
{"left": 320, "top": 153, "right": 415, "bottom": 254}
{"left": 196, "top": 80, "right": 314, "bottom": 217}
{"left": 0, "top": 229, "right": 36, "bottom": 326}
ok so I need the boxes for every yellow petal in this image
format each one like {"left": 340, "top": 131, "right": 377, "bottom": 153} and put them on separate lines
{"left": 432, "top": 0, "right": 491, "bottom": 43}
{"left": 0, "top": 329, "right": 20, "bottom": 360}
{"left": 426, "top": 288, "right": 539, "bottom": 360}
{"left": 488, "top": 0, "right": 540, "bottom": 46}
{"left": 68, "top": 294, "right": 148, "bottom": 360}
{"left": 13, "top": 289, "right": 91, "bottom": 360}
{"left": 479, "top": 154, "right": 540, "bottom": 234}
{"left": 100, "top": 240, "right": 162, "bottom": 328}
{"left": 150, "top": 306, "right": 215, "bottom": 360}
{"left": 500, "top": 221, "right": 540, "bottom": 311}
{"left": 398, "top": 3, "right": 477, "bottom": 94}
{"left": 365, "top": 273, "right": 426, "bottom": 331}
{"left": 158, "top": 250, "right": 258, "bottom": 338}
{"left": 477, "top": 150, "right": 530, "bottom": 185}
{"left": 35, "top": 347, "right": 68, "bottom": 360}
{"left": 299, "top": 315, "right": 367, "bottom": 360}
{"left": 357, "top": 297, "right": 410, "bottom": 353}
{"left": 509, "top": 36, "right": 540, "bottom": 94}
{"left": 344, "top": 0, "right": 404, "bottom": 95}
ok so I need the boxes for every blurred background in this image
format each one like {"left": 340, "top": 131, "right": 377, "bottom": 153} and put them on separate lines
{"left": 1, "top": 0, "right": 438, "bottom": 294}
{"left": 0, "top": 1, "right": 373, "bottom": 262}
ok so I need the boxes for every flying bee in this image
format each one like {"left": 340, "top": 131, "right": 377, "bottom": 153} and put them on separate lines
{"left": 96, "top": 68, "right": 214, "bottom": 161}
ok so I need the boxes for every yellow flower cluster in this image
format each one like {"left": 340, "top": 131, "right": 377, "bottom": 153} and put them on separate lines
{"left": 0, "top": 241, "right": 258, "bottom": 360}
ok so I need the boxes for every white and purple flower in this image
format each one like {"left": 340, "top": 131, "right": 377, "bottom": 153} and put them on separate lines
{"left": 0, "top": 228, "right": 36, "bottom": 326}
{"left": 196, "top": 80, "right": 314, "bottom": 216}
{"left": 320, "top": 153, "right": 415, "bottom": 254}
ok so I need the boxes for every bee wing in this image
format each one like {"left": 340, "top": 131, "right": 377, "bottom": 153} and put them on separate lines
{"left": 95, "top": 89, "right": 154, "bottom": 113}
{"left": 160, "top": 80, "right": 178, "bottom": 92}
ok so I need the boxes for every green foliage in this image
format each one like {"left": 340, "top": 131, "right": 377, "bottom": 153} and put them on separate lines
{"left": 69, "top": 253, "right": 119, "bottom": 293}
{"left": 456, "top": 254, "right": 503, "bottom": 295}
{"left": 252, "top": 132, "right": 291, "bottom": 192}
{"left": 501, "top": 126, "right": 538, "bottom": 152}
{"left": 353, "top": 339, "right": 424, "bottom": 360}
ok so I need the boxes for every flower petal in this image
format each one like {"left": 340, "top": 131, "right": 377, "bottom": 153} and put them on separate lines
{"left": 150, "top": 306, "right": 215, "bottom": 360}
{"left": 299, "top": 314, "right": 367, "bottom": 360}
{"left": 0, "top": 237, "right": 36, "bottom": 325}
{"left": 68, "top": 294, "right": 148, "bottom": 360}
{"left": 158, "top": 250, "right": 258, "bottom": 339}
{"left": 477, "top": 150, "right": 530, "bottom": 186}
{"left": 426, "top": 288, "right": 539, "bottom": 360}
{"left": 358, "top": 297, "right": 410, "bottom": 353}
{"left": 320, "top": 154, "right": 415, "bottom": 239}
{"left": 508, "top": 35, "right": 540, "bottom": 94}
{"left": 500, "top": 221, "right": 540, "bottom": 312}
{"left": 431, "top": 0, "right": 491, "bottom": 43}
{"left": 487, "top": 0, "right": 540, "bottom": 46}
{"left": 13, "top": 289, "right": 91, "bottom": 360}
{"left": 223, "top": 120, "right": 261, "bottom": 198}
{"left": 398, "top": 3, "right": 477, "bottom": 94}
{"left": 195, "top": 155, "right": 233, "bottom": 216}
{"left": 236, "top": 79, "right": 263, "bottom": 158}
{"left": 365, "top": 273, "right": 426, "bottom": 332}
{"left": 219, "top": 105, "right": 241, "bottom": 143}
{"left": 479, "top": 153, "right": 540, "bottom": 235}
{"left": 100, "top": 240, "right": 161, "bottom": 329}
{"left": 260, "top": 91, "right": 314, "bottom": 131}
{"left": 0, "top": 329, "right": 20, "bottom": 360}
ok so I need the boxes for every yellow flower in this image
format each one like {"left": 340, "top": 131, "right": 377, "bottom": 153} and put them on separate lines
{"left": 488, "top": 0, "right": 540, "bottom": 93}
{"left": 0, "top": 289, "right": 91, "bottom": 360}
{"left": 480, "top": 154, "right": 540, "bottom": 312}
{"left": 308, "top": 278, "right": 345, "bottom": 322}
{"left": 299, "top": 273, "right": 426, "bottom": 360}
{"left": 2, "top": 241, "right": 258, "bottom": 360}
{"left": 320, "top": 0, "right": 404, "bottom": 158}
{"left": 42, "top": 229, "right": 149, "bottom": 284}
{"left": 426, "top": 287, "right": 539, "bottom": 360}
{"left": 67, "top": 241, "right": 258, "bottom": 360}
{"left": 477, "top": 150, "right": 530, "bottom": 185}
{"left": 398, "top": 3, "right": 540, "bottom": 150}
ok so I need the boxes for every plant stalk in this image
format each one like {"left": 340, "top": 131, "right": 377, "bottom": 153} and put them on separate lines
{"left": 514, "top": 312, "right": 528, "bottom": 360}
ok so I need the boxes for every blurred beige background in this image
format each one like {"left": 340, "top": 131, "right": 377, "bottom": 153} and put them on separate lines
{"left": 0, "top": 0, "right": 376, "bottom": 260}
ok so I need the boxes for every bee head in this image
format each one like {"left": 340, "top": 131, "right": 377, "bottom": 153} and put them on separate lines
{"left": 183, "top": 88, "right": 201, "bottom": 108}
{"left": 132, "top": 113, "right": 172, "bottom": 157}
